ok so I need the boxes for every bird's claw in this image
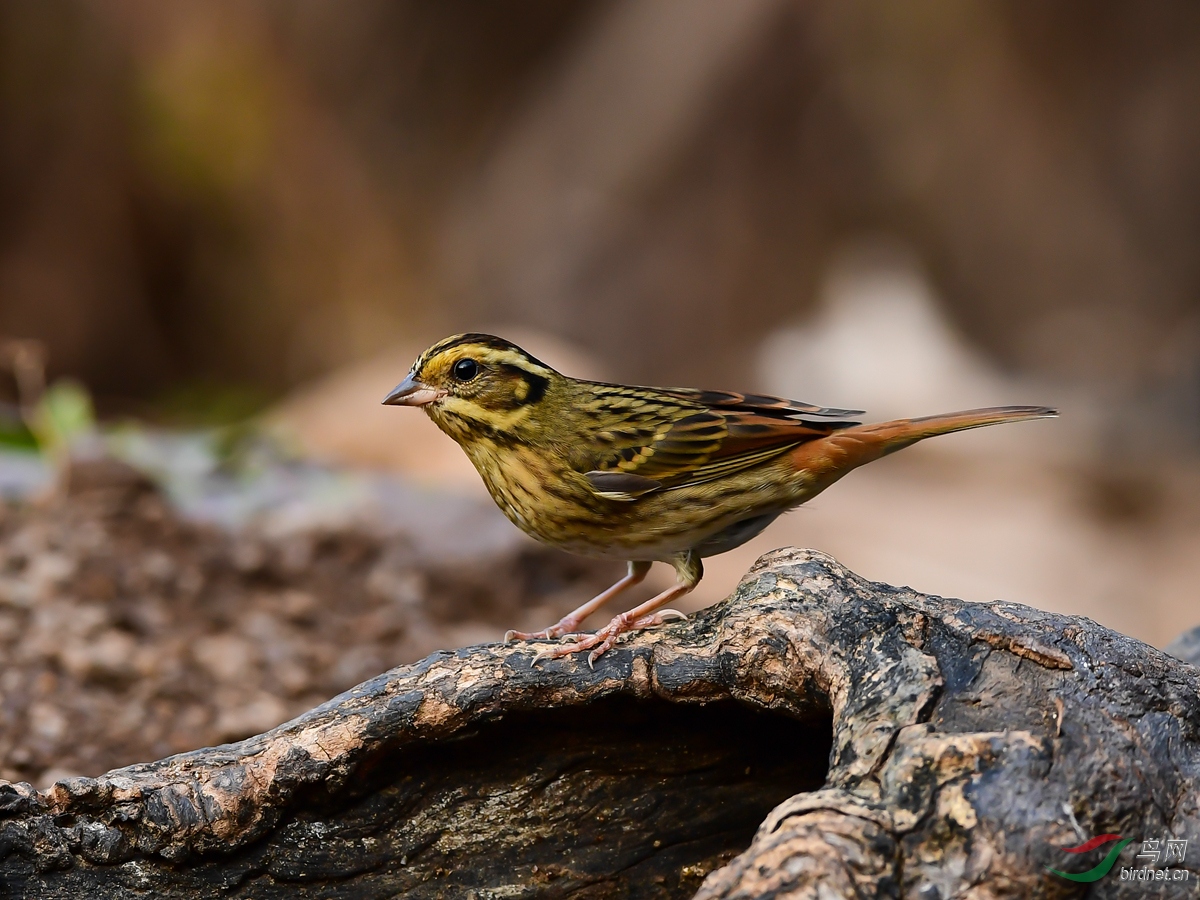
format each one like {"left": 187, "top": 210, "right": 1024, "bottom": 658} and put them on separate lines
{"left": 587, "top": 637, "right": 618, "bottom": 668}
{"left": 644, "top": 608, "right": 687, "bottom": 626}
{"left": 505, "top": 618, "right": 583, "bottom": 643}
{"left": 527, "top": 631, "right": 610, "bottom": 668}
{"left": 528, "top": 632, "right": 588, "bottom": 666}
{"left": 530, "top": 645, "right": 557, "bottom": 666}
{"left": 519, "top": 608, "right": 690, "bottom": 667}
{"left": 506, "top": 627, "right": 553, "bottom": 642}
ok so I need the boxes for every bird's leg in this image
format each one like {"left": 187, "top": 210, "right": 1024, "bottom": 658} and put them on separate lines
{"left": 536, "top": 552, "right": 702, "bottom": 666}
{"left": 505, "top": 560, "right": 651, "bottom": 642}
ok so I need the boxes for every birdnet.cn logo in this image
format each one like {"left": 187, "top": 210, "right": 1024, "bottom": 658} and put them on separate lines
{"left": 1047, "top": 834, "right": 1191, "bottom": 883}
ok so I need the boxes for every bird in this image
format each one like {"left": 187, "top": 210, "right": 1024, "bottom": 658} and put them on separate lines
{"left": 383, "top": 333, "right": 1056, "bottom": 665}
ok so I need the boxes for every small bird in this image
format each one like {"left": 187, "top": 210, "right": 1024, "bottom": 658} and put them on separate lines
{"left": 384, "top": 333, "right": 1055, "bottom": 665}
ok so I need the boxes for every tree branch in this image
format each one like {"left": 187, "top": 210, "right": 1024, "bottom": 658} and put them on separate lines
{"left": 2, "top": 548, "right": 1197, "bottom": 898}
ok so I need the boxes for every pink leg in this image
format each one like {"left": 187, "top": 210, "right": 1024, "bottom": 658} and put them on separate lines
{"left": 504, "top": 560, "right": 651, "bottom": 642}
{"left": 536, "top": 552, "right": 702, "bottom": 667}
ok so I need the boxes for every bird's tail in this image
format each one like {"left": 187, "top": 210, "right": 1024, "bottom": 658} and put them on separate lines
{"left": 851, "top": 405, "right": 1058, "bottom": 456}
{"left": 792, "top": 405, "right": 1057, "bottom": 490}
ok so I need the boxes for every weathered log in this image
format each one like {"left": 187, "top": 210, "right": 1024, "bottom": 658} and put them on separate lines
{"left": 1, "top": 548, "right": 1197, "bottom": 898}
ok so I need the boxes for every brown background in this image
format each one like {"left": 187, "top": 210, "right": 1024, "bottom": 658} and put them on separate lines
{"left": 2, "top": 0, "right": 1199, "bottom": 645}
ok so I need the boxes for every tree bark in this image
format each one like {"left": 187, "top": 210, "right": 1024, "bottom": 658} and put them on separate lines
{"left": 1, "top": 548, "right": 1197, "bottom": 898}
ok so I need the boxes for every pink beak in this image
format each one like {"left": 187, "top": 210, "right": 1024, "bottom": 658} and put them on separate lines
{"left": 382, "top": 374, "right": 445, "bottom": 407}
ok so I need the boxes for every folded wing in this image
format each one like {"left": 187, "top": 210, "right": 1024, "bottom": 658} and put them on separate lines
{"left": 578, "top": 384, "right": 861, "bottom": 500}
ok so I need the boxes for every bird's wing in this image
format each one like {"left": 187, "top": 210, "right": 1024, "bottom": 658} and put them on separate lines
{"left": 657, "top": 387, "right": 863, "bottom": 419}
{"left": 576, "top": 384, "right": 861, "bottom": 499}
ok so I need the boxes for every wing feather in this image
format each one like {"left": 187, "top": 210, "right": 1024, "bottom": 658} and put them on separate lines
{"left": 575, "top": 383, "right": 862, "bottom": 497}
{"left": 659, "top": 387, "right": 863, "bottom": 419}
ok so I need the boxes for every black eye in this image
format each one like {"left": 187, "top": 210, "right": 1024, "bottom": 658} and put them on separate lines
{"left": 452, "top": 358, "right": 479, "bottom": 381}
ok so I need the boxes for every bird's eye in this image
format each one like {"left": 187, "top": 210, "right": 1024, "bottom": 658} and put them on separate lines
{"left": 452, "top": 358, "right": 479, "bottom": 381}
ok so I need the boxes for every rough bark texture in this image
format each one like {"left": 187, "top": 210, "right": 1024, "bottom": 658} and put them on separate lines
{"left": 1, "top": 548, "right": 1197, "bottom": 898}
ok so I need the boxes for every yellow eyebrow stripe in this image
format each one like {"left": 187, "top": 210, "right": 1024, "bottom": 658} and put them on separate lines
{"left": 472, "top": 348, "right": 554, "bottom": 379}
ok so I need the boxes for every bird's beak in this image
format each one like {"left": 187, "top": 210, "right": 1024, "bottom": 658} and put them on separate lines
{"left": 382, "top": 374, "right": 445, "bottom": 407}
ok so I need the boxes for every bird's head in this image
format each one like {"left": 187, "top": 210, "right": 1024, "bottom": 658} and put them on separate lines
{"left": 383, "top": 333, "right": 560, "bottom": 441}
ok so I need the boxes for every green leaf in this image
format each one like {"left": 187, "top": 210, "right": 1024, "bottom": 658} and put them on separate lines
{"left": 30, "top": 379, "right": 96, "bottom": 453}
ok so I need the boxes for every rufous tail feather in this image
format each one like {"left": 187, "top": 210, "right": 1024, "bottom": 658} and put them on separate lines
{"left": 793, "top": 405, "right": 1057, "bottom": 488}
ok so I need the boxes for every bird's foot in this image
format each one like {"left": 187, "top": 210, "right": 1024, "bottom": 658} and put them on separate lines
{"left": 530, "top": 608, "right": 689, "bottom": 667}
{"left": 503, "top": 616, "right": 584, "bottom": 643}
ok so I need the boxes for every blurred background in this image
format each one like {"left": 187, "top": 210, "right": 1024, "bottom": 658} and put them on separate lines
{"left": 2, "top": 1, "right": 1200, "bottom": 782}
